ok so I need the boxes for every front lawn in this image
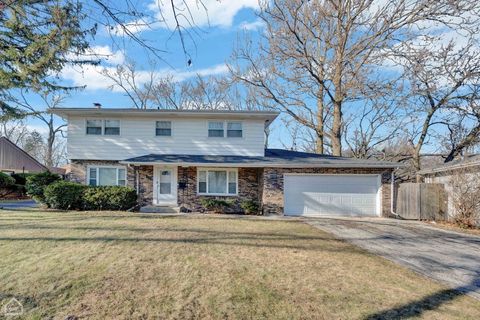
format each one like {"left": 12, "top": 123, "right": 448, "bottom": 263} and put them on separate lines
{"left": 0, "top": 210, "right": 479, "bottom": 319}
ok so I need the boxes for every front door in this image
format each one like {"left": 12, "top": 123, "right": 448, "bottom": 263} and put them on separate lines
{"left": 154, "top": 167, "right": 177, "bottom": 206}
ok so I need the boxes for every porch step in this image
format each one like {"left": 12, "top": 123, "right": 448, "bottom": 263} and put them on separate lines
{"left": 140, "top": 206, "right": 181, "bottom": 214}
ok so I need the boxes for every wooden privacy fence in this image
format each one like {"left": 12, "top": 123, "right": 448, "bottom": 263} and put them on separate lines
{"left": 396, "top": 183, "right": 447, "bottom": 220}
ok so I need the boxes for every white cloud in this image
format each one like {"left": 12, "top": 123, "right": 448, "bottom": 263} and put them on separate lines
{"left": 239, "top": 19, "right": 264, "bottom": 31}
{"left": 68, "top": 45, "right": 125, "bottom": 65}
{"left": 148, "top": 0, "right": 260, "bottom": 30}
{"left": 60, "top": 62, "right": 229, "bottom": 91}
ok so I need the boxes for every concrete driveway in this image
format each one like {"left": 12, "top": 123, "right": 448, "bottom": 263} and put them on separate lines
{"left": 306, "top": 217, "right": 480, "bottom": 300}
{"left": 0, "top": 199, "right": 37, "bottom": 209}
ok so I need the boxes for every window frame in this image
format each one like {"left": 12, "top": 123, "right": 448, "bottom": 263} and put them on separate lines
{"left": 207, "top": 121, "right": 225, "bottom": 138}
{"left": 85, "top": 119, "right": 103, "bottom": 135}
{"left": 155, "top": 120, "right": 173, "bottom": 137}
{"left": 103, "top": 120, "right": 121, "bottom": 136}
{"left": 207, "top": 120, "right": 244, "bottom": 138}
{"left": 197, "top": 168, "right": 238, "bottom": 196}
{"left": 86, "top": 166, "right": 127, "bottom": 186}
{"left": 226, "top": 121, "right": 243, "bottom": 138}
{"left": 85, "top": 119, "right": 121, "bottom": 136}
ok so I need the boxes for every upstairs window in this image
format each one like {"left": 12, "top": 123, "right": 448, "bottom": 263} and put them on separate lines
{"left": 156, "top": 121, "right": 172, "bottom": 136}
{"left": 104, "top": 120, "right": 120, "bottom": 135}
{"left": 227, "top": 122, "right": 242, "bottom": 138}
{"left": 86, "top": 119, "right": 120, "bottom": 135}
{"left": 86, "top": 120, "right": 102, "bottom": 135}
{"left": 208, "top": 121, "right": 224, "bottom": 137}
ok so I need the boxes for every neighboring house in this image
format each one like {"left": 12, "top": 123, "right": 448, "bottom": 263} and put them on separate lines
{"left": 50, "top": 108, "right": 401, "bottom": 216}
{"left": 0, "top": 136, "right": 48, "bottom": 173}
{"left": 0, "top": 136, "right": 66, "bottom": 176}
{"left": 419, "top": 155, "right": 480, "bottom": 219}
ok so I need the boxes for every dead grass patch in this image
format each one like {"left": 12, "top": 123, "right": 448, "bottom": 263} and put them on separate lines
{"left": 0, "top": 210, "right": 479, "bottom": 319}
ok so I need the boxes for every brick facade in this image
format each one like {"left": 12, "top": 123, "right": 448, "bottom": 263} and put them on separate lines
{"left": 176, "top": 167, "right": 261, "bottom": 213}
{"left": 69, "top": 160, "right": 394, "bottom": 216}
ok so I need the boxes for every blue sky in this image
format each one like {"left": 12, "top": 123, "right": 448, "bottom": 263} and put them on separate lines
{"left": 24, "top": 0, "right": 292, "bottom": 147}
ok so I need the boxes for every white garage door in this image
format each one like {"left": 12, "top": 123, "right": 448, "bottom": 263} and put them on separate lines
{"left": 284, "top": 174, "right": 380, "bottom": 217}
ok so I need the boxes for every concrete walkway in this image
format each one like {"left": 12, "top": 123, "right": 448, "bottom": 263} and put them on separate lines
{"left": 306, "top": 217, "right": 480, "bottom": 300}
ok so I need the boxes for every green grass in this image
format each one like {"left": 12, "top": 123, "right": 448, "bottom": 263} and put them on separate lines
{"left": 0, "top": 210, "right": 479, "bottom": 319}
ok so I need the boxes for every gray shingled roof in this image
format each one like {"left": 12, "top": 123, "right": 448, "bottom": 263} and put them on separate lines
{"left": 418, "top": 154, "right": 480, "bottom": 174}
{"left": 121, "top": 149, "right": 401, "bottom": 168}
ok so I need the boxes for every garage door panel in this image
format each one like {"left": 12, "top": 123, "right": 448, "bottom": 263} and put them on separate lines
{"left": 284, "top": 175, "right": 380, "bottom": 217}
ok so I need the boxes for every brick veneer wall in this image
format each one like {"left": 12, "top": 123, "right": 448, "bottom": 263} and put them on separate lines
{"left": 262, "top": 167, "right": 394, "bottom": 216}
{"left": 68, "top": 159, "right": 138, "bottom": 198}
{"left": 177, "top": 167, "right": 261, "bottom": 213}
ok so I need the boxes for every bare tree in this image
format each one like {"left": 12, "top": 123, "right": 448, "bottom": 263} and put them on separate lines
{"left": 15, "top": 92, "right": 68, "bottom": 168}
{"left": 102, "top": 61, "right": 157, "bottom": 109}
{"left": 450, "top": 170, "right": 480, "bottom": 228}
{"left": 0, "top": 117, "right": 29, "bottom": 146}
{"left": 231, "top": 0, "right": 479, "bottom": 156}
{"left": 103, "top": 61, "right": 260, "bottom": 111}
{"left": 392, "top": 35, "right": 480, "bottom": 180}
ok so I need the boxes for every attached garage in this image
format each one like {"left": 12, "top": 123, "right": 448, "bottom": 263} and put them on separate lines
{"left": 284, "top": 174, "right": 381, "bottom": 217}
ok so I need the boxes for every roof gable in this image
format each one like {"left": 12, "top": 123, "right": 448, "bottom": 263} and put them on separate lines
{"left": 0, "top": 136, "right": 47, "bottom": 172}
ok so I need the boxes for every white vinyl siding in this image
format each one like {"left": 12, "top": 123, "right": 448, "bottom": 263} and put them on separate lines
{"left": 68, "top": 117, "right": 265, "bottom": 159}
{"left": 197, "top": 168, "right": 237, "bottom": 196}
{"left": 87, "top": 166, "right": 126, "bottom": 186}
{"left": 284, "top": 174, "right": 380, "bottom": 217}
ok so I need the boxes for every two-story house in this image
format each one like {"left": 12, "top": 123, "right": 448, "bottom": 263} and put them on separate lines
{"left": 51, "top": 108, "right": 400, "bottom": 216}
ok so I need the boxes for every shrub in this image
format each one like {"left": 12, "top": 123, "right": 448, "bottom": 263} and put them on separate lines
{"left": 0, "top": 172, "right": 15, "bottom": 188}
{"left": 11, "top": 173, "right": 35, "bottom": 186}
{"left": 240, "top": 199, "right": 260, "bottom": 215}
{"left": 200, "top": 198, "right": 233, "bottom": 213}
{"left": 25, "top": 171, "right": 61, "bottom": 204}
{"left": 450, "top": 171, "right": 480, "bottom": 228}
{"left": 83, "top": 186, "right": 137, "bottom": 211}
{"left": 44, "top": 181, "right": 86, "bottom": 210}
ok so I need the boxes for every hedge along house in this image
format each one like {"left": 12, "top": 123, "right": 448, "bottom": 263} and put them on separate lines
{"left": 50, "top": 108, "right": 401, "bottom": 216}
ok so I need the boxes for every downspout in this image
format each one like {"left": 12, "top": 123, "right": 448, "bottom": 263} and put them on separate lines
{"left": 390, "top": 170, "right": 400, "bottom": 218}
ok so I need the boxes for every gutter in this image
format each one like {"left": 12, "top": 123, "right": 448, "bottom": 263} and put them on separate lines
{"left": 119, "top": 161, "right": 402, "bottom": 169}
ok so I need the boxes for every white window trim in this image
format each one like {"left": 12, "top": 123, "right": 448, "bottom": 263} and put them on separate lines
{"left": 85, "top": 119, "right": 121, "bottom": 136}
{"left": 207, "top": 120, "right": 244, "bottom": 139}
{"left": 197, "top": 168, "right": 238, "bottom": 196}
{"left": 86, "top": 165, "right": 127, "bottom": 186}
{"left": 154, "top": 120, "right": 174, "bottom": 138}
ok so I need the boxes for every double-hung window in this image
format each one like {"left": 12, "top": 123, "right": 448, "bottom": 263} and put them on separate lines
{"left": 198, "top": 168, "right": 237, "bottom": 195}
{"left": 86, "top": 119, "right": 120, "bottom": 135}
{"left": 208, "top": 121, "right": 243, "bottom": 138}
{"left": 86, "top": 120, "right": 102, "bottom": 135}
{"left": 156, "top": 121, "right": 172, "bottom": 136}
{"left": 227, "top": 122, "right": 242, "bottom": 137}
{"left": 88, "top": 167, "right": 126, "bottom": 186}
{"left": 208, "top": 121, "right": 224, "bottom": 137}
{"left": 104, "top": 120, "right": 120, "bottom": 135}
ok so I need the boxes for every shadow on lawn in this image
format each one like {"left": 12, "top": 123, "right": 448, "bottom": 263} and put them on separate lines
{"left": 364, "top": 280, "right": 480, "bottom": 319}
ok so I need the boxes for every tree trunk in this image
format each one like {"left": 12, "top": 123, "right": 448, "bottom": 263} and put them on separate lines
{"left": 331, "top": 101, "right": 342, "bottom": 156}
{"left": 45, "top": 126, "right": 55, "bottom": 168}
{"left": 315, "top": 87, "right": 324, "bottom": 154}
{"left": 444, "top": 123, "right": 480, "bottom": 162}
